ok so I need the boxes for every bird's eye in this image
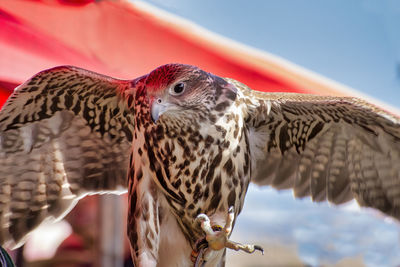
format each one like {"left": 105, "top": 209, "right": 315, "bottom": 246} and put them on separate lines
{"left": 170, "top": 82, "right": 185, "bottom": 96}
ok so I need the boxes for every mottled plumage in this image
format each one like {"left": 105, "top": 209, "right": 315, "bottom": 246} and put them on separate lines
{"left": 0, "top": 64, "right": 399, "bottom": 266}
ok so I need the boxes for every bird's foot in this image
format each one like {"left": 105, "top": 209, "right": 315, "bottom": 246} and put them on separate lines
{"left": 192, "top": 207, "right": 263, "bottom": 265}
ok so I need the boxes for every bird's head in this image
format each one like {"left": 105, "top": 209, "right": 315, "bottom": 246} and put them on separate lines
{"left": 144, "top": 64, "right": 237, "bottom": 123}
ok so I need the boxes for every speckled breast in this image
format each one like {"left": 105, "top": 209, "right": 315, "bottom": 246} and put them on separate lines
{"left": 147, "top": 110, "right": 252, "bottom": 244}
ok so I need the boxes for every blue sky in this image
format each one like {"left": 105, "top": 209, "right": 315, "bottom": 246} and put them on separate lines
{"left": 136, "top": 1, "right": 400, "bottom": 266}
{"left": 140, "top": 0, "right": 400, "bottom": 106}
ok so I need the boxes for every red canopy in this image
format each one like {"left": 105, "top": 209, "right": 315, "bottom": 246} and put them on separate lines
{"left": 0, "top": 0, "right": 357, "bottom": 108}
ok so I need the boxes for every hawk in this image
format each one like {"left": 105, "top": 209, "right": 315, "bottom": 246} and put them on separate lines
{"left": 0, "top": 64, "right": 399, "bottom": 266}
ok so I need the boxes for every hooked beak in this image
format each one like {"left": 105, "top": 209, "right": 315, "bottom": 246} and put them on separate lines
{"left": 150, "top": 98, "right": 168, "bottom": 122}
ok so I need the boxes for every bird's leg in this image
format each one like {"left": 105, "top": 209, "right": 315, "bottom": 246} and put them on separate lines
{"left": 195, "top": 207, "right": 264, "bottom": 257}
{"left": 127, "top": 178, "right": 161, "bottom": 267}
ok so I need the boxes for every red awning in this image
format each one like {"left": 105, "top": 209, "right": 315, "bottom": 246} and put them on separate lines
{"left": 0, "top": 0, "right": 360, "bottom": 108}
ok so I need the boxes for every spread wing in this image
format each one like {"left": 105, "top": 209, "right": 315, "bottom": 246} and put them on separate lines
{"left": 0, "top": 66, "right": 135, "bottom": 247}
{"left": 236, "top": 80, "right": 400, "bottom": 220}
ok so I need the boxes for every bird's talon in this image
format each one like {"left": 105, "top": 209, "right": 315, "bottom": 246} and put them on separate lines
{"left": 194, "top": 208, "right": 264, "bottom": 256}
{"left": 225, "top": 240, "right": 264, "bottom": 255}
{"left": 254, "top": 245, "right": 264, "bottom": 255}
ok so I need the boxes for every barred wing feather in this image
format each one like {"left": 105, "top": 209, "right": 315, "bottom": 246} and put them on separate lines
{"left": 0, "top": 66, "right": 135, "bottom": 247}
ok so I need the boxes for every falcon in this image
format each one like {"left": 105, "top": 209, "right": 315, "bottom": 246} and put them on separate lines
{"left": 0, "top": 64, "right": 399, "bottom": 266}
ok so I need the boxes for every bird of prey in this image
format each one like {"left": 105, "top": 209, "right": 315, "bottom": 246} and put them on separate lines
{"left": 0, "top": 64, "right": 399, "bottom": 266}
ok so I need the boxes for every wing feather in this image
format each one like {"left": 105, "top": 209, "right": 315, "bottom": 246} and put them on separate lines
{"left": 0, "top": 66, "right": 135, "bottom": 247}
{"left": 239, "top": 83, "right": 400, "bottom": 219}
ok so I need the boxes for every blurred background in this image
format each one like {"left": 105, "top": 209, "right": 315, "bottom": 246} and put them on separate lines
{"left": 0, "top": 0, "right": 399, "bottom": 266}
